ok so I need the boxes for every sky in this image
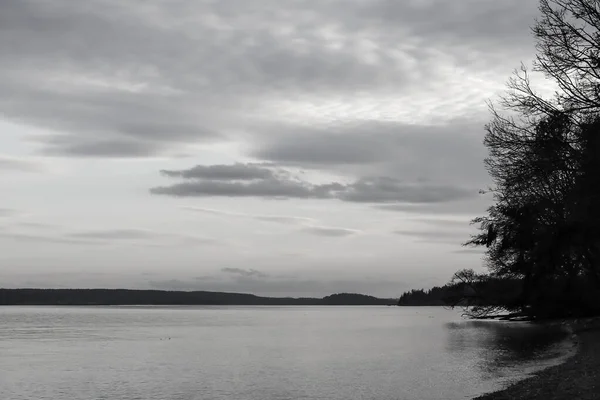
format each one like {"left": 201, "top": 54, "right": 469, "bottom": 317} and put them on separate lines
{"left": 0, "top": 0, "right": 546, "bottom": 297}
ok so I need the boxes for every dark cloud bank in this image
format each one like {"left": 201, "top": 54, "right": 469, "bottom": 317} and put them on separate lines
{"left": 151, "top": 163, "right": 476, "bottom": 205}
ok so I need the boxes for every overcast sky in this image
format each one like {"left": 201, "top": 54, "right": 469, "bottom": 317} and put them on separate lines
{"left": 0, "top": 0, "right": 545, "bottom": 297}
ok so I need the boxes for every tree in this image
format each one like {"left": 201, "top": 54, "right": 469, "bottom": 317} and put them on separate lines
{"left": 445, "top": 269, "right": 525, "bottom": 318}
{"left": 463, "top": 0, "right": 600, "bottom": 319}
{"left": 506, "top": 0, "right": 600, "bottom": 118}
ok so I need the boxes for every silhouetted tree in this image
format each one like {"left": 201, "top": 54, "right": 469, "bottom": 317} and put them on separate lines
{"left": 463, "top": 0, "right": 600, "bottom": 319}
{"left": 505, "top": 0, "right": 600, "bottom": 118}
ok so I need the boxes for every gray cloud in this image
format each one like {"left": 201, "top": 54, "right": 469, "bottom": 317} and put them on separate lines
{"left": 0, "top": 0, "right": 537, "bottom": 286}
{"left": 392, "top": 214, "right": 481, "bottom": 245}
{"left": 0, "top": 227, "right": 216, "bottom": 247}
{"left": 339, "top": 177, "right": 475, "bottom": 204}
{"left": 222, "top": 268, "right": 268, "bottom": 278}
{"left": 66, "top": 228, "right": 217, "bottom": 245}
{"left": 0, "top": 231, "right": 107, "bottom": 246}
{"left": 253, "top": 126, "right": 389, "bottom": 166}
{"left": 0, "top": 0, "right": 407, "bottom": 158}
{"left": 0, "top": 208, "right": 19, "bottom": 217}
{"left": 408, "top": 218, "right": 473, "bottom": 230}
{"left": 161, "top": 163, "right": 276, "bottom": 180}
{"left": 152, "top": 178, "right": 334, "bottom": 199}
{"left": 356, "top": 0, "right": 538, "bottom": 55}
{"left": 151, "top": 164, "right": 475, "bottom": 204}
{"left": 0, "top": 0, "right": 537, "bottom": 159}
{"left": 182, "top": 206, "right": 316, "bottom": 225}
{"left": 182, "top": 206, "right": 358, "bottom": 237}
{"left": 253, "top": 121, "right": 478, "bottom": 165}
{"left": 300, "top": 226, "right": 360, "bottom": 237}
{"left": 376, "top": 195, "right": 492, "bottom": 216}
{"left": 41, "top": 135, "right": 166, "bottom": 158}
{"left": 254, "top": 215, "right": 315, "bottom": 224}
{"left": 15, "top": 221, "right": 57, "bottom": 229}
{"left": 394, "top": 229, "right": 466, "bottom": 245}
{"left": 0, "top": 156, "right": 41, "bottom": 172}
{"left": 393, "top": 215, "right": 480, "bottom": 245}
{"left": 251, "top": 120, "right": 490, "bottom": 186}
{"left": 67, "top": 229, "right": 162, "bottom": 240}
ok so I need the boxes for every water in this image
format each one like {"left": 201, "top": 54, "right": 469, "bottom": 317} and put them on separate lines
{"left": 0, "top": 306, "right": 572, "bottom": 400}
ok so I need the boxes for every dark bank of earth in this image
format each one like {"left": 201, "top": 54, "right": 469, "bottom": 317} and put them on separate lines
{"left": 475, "top": 325, "right": 600, "bottom": 400}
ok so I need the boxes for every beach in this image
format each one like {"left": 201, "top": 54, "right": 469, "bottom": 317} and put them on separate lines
{"left": 475, "top": 325, "right": 600, "bottom": 400}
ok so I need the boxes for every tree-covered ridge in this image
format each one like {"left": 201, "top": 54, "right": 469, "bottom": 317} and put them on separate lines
{"left": 397, "top": 287, "right": 450, "bottom": 306}
{"left": 453, "top": 0, "right": 600, "bottom": 320}
{"left": 0, "top": 289, "right": 396, "bottom": 306}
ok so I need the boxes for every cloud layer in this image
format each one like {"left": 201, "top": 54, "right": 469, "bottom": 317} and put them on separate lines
{"left": 0, "top": 156, "right": 41, "bottom": 172}
{"left": 152, "top": 163, "right": 475, "bottom": 204}
{"left": 1, "top": 0, "right": 536, "bottom": 212}
{"left": 0, "top": 0, "right": 541, "bottom": 294}
{"left": 0, "top": 226, "right": 217, "bottom": 247}
{"left": 182, "top": 205, "right": 360, "bottom": 237}
{"left": 1, "top": 0, "right": 537, "bottom": 163}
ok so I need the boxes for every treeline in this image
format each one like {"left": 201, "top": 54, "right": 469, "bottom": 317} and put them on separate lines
{"left": 0, "top": 289, "right": 396, "bottom": 306}
{"left": 396, "top": 282, "right": 498, "bottom": 308}
{"left": 397, "top": 286, "right": 450, "bottom": 306}
{"left": 449, "top": 0, "right": 600, "bottom": 320}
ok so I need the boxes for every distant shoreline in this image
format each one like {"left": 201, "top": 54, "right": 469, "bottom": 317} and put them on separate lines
{"left": 0, "top": 288, "right": 397, "bottom": 306}
{"left": 474, "top": 318, "right": 600, "bottom": 400}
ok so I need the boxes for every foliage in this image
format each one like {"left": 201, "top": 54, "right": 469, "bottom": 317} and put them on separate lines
{"left": 397, "top": 286, "right": 450, "bottom": 306}
{"left": 460, "top": 0, "right": 600, "bottom": 319}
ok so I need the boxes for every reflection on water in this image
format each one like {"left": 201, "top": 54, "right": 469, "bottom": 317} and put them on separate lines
{"left": 0, "top": 306, "right": 573, "bottom": 400}
{"left": 445, "top": 320, "right": 570, "bottom": 381}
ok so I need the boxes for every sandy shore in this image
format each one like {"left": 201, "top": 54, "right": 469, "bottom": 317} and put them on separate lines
{"left": 474, "top": 326, "right": 600, "bottom": 400}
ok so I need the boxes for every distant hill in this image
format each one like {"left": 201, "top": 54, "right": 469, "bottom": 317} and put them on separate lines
{"left": 0, "top": 289, "right": 396, "bottom": 306}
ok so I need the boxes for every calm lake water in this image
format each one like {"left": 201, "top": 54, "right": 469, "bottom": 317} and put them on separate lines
{"left": 0, "top": 306, "right": 572, "bottom": 400}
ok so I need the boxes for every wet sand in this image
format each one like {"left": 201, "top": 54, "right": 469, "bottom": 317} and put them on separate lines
{"left": 475, "top": 327, "right": 600, "bottom": 400}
